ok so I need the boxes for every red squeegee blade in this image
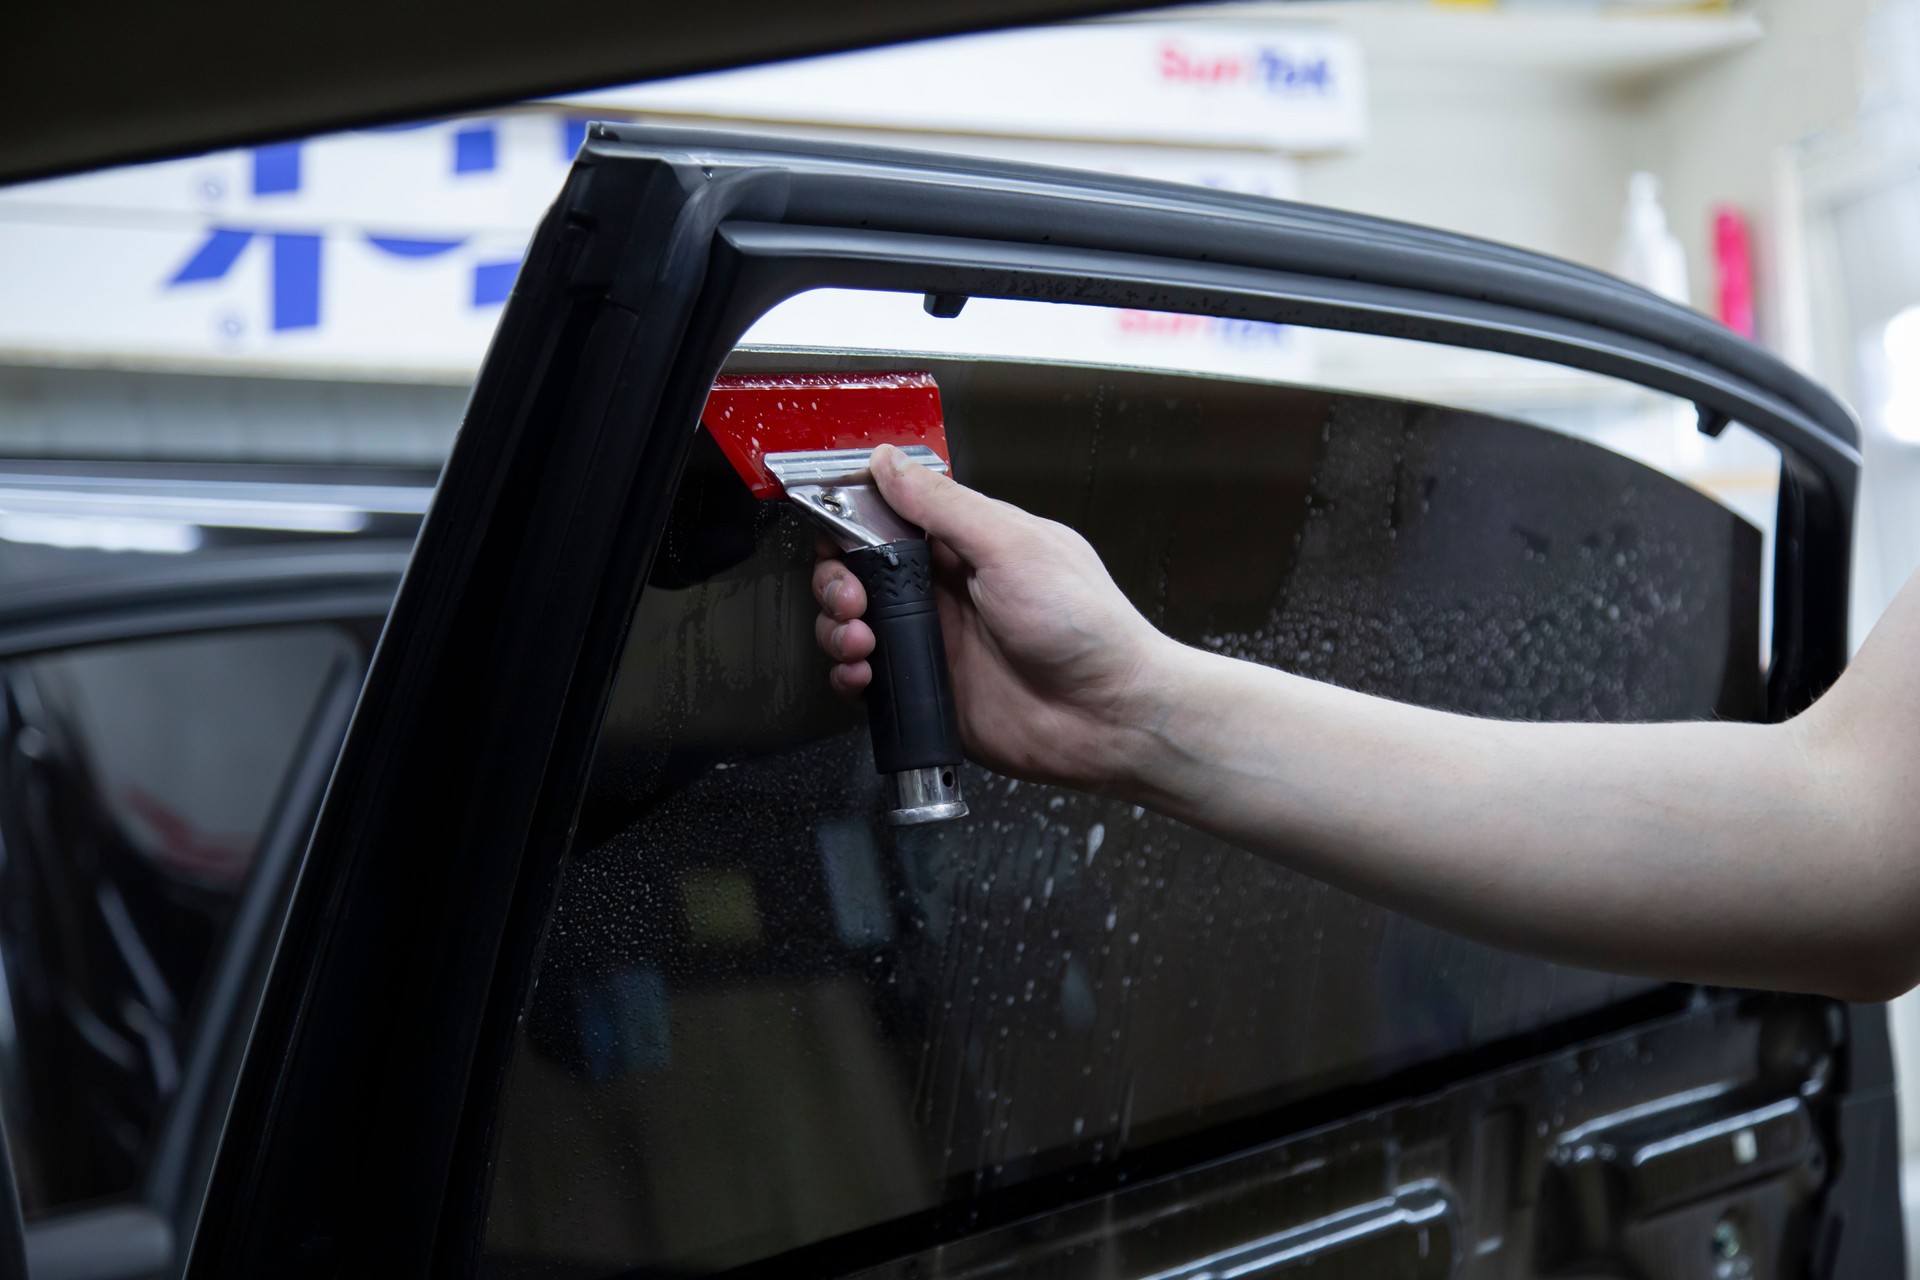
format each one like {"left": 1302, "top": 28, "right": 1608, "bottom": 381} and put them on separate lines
{"left": 700, "top": 372, "right": 948, "bottom": 500}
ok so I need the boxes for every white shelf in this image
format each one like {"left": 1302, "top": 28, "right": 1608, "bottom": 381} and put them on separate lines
{"left": 1145, "top": 3, "right": 1764, "bottom": 84}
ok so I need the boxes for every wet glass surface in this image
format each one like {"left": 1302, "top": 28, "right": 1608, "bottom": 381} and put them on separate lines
{"left": 482, "top": 358, "right": 1762, "bottom": 1278}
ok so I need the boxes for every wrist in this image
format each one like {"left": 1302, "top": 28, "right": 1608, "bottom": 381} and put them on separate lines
{"left": 1096, "top": 632, "right": 1212, "bottom": 807}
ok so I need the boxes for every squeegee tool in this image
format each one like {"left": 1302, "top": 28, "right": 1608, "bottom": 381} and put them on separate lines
{"left": 702, "top": 372, "right": 968, "bottom": 825}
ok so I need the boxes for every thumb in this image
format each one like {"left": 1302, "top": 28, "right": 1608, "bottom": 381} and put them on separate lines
{"left": 870, "top": 443, "right": 1010, "bottom": 564}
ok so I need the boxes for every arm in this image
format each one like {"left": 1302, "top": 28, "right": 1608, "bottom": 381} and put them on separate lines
{"left": 814, "top": 446, "right": 1920, "bottom": 1003}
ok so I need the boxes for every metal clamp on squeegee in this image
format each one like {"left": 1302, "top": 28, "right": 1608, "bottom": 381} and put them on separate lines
{"left": 766, "top": 443, "right": 967, "bottom": 825}
{"left": 765, "top": 445, "right": 948, "bottom": 552}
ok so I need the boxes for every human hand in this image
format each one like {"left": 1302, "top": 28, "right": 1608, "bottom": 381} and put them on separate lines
{"left": 812, "top": 444, "right": 1175, "bottom": 795}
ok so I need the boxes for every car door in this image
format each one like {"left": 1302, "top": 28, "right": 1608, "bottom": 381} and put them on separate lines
{"left": 0, "top": 542, "right": 406, "bottom": 1280}
{"left": 187, "top": 128, "right": 1896, "bottom": 1279}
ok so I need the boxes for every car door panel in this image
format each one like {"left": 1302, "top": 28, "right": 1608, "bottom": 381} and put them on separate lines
{"left": 832, "top": 995, "right": 1833, "bottom": 1280}
{"left": 476, "top": 349, "right": 1786, "bottom": 1277}
{"left": 186, "top": 130, "right": 1888, "bottom": 1280}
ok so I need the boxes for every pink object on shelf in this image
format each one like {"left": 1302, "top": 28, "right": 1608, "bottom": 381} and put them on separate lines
{"left": 1714, "top": 205, "right": 1757, "bottom": 339}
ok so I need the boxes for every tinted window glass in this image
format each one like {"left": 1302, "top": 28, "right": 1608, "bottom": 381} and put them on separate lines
{"left": 482, "top": 358, "right": 1761, "bottom": 1276}
{"left": 0, "top": 623, "right": 361, "bottom": 1212}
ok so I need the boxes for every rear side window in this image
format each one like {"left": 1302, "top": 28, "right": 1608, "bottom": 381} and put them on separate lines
{"left": 481, "top": 358, "right": 1761, "bottom": 1276}
{"left": 0, "top": 623, "right": 361, "bottom": 1212}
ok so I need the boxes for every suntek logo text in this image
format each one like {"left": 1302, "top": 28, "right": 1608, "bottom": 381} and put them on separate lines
{"left": 1157, "top": 41, "right": 1335, "bottom": 94}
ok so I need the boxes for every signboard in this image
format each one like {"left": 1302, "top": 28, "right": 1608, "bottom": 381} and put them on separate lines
{"left": 0, "top": 116, "right": 572, "bottom": 379}
{"left": 0, "top": 20, "right": 1356, "bottom": 383}
{"left": 740, "top": 290, "right": 1313, "bottom": 386}
{"left": 570, "top": 21, "right": 1366, "bottom": 153}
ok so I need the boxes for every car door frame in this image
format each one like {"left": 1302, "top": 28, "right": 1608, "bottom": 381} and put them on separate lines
{"left": 184, "top": 126, "right": 1877, "bottom": 1279}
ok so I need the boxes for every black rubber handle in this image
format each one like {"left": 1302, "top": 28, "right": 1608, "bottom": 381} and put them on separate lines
{"left": 843, "top": 539, "right": 963, "bottom": 774}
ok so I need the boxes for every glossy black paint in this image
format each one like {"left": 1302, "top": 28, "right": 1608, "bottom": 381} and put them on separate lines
{"left": 187, "top": 133, "right": 1880, "bottom": 1279}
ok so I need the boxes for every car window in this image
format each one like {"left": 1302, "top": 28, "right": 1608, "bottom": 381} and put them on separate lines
{"left": 0, "top": 623, "right": 362, "bottom": 1214}
{"left": 479, "top": 347, "right": 1762, "bottom": 1277}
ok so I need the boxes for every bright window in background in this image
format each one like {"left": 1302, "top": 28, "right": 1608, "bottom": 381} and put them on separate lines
{"left": 1878, "top": 306, "right": 1920, "bottom": 445}
{"left": 746, "top": 290, "right": 1779, "bottom": 506}
{"left": 744, "top": 288, "right": 1783, "bottom": 655}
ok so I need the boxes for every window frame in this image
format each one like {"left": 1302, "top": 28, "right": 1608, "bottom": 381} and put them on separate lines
{"left": 186, "top": 127, "right": 1869, "bottom": 1280}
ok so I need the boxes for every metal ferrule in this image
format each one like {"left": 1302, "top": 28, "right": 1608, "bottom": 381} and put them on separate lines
{"left": 884, "top": 766, "right": 968, "bottom": 826}
{"left": 766, "top": 446, "right": 948, "bottom": 551}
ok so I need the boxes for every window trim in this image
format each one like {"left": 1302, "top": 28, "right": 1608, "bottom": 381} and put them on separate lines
{"left": 0, "top": 545, "right": 405, "bottom": 660}
{"left": 186, "top": 128, "right": 1864, "bottom": 1279}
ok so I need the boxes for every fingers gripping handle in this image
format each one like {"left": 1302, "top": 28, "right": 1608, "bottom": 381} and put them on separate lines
{"left": 844, "top": 541, "right": 960, "bottom": 770}
{"left": 842, "top": 540, "right": 968, "bottom": 824}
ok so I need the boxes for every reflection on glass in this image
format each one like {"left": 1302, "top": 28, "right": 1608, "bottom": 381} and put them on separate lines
{"left": 0, "top": 624, "right": 359, "bottom": 1212}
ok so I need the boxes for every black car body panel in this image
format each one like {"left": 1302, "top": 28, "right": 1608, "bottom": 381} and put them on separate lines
{"left": 185, "top": 132, "right": 1893, "bottom": 1279}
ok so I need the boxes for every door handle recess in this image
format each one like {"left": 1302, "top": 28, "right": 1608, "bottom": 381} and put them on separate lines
{"left": 1142, "top": 1182, "right": 1459, "bottom": 1280}
{"left": 1544, "top": 1090, "right": 1824, "bottom": 1266}
{"left": 1554, "top": 1092, "right": 1819, "bottom": 1220}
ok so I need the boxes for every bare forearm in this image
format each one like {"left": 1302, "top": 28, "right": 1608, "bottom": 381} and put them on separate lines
{"left": 1112, "top": 639, "right": 1912, "bottom": 1001}
{"left": 821, "top": 458, "right": 1920, "bottom": 1001}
